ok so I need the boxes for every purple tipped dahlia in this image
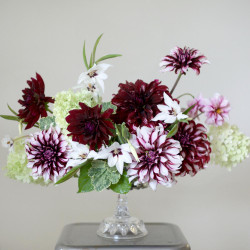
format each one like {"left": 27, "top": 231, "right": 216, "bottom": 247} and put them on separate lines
{"left": 25, "top": 127, "right": 70, "bottom": 183}
{"left": 127, "top": 125, "right": 183, "bottom": 190}
{"left": 173, "top": 121, "right": 211, "bottom": 176}
{"left": 18, "top": 73, "right": 54, "bottom": 130}
{"left": 111, "top": 79, "right": 171, "bottom": 131}
{"left": 160, "top": 47, "right": 209, "bottom": 75}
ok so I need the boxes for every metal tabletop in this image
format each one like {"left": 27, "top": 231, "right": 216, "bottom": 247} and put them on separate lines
{"left": 55, "top": 223, "right": 191, "bottom": 250}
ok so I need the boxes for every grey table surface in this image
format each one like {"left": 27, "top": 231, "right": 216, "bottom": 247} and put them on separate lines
{"left": 55, "top": 223, "right": 191, "bottom": 250}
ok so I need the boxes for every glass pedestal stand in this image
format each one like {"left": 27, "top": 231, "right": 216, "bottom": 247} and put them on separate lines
{"left": 97, "top": 194, "right": 148, "bottom": 240}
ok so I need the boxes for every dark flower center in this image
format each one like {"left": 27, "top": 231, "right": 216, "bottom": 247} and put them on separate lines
{"left": 111, "top": 148, "right": 122, "bottom": 156}
{"left": 44, "top": 148, "right": 55, "bottom": 161}
{"left": 84, "top": 121, "right": 96, "bottom": 134}
{"left": 178, "top": 133, "right": 191, "bottom": 147}
{"left": 88, "top": 70, "right": 98, "bottom": 78}
{"left": 144, "top": 150, "right": 157, "bottom": 163}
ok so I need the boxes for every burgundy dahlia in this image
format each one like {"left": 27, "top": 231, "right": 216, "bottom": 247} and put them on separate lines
{"left": 127, "top": 125, "right": 183, "bottom": 190}
{"left": 174, "top": 121, "right": 211, "bottom": 176}
{"left": 111, "top": 79, "right": 170, "bottom": 131}
{"left": 18, "top": 73, "right": 54, "bottom": 129}
{"left": 25, "top": 127, "right": 70, "bottom": 183}
{"left": 66, "top": 103, "right": 114, "bottom": 150}
{"left": 160, "top": 47, "right": 209, "bottom": 75}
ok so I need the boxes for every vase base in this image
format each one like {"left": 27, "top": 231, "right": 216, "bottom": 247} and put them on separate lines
{"left": 97, "top": 216, "right": 148, "bottom": 240}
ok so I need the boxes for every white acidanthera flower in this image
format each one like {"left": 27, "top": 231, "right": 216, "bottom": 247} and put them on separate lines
{"left": 1, "top": 135, "right": 14, "bottom": 151}
{"left": 152, "top": 92, "right": 188, "bottom": 123}
{"left": 77, "top": 63, "right": 111, "bottom": 93}
{"left": 95, "top": 142, "right": 132, "bottom": 175}
{"left": 66, "top": 141, "right": 97, "bottom": 168}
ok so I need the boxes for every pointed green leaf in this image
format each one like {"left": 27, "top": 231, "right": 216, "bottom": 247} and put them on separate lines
{"left": 95, "top": 54, "right": 122, "bottom": 64}
{"left": 127, "top": 139, "right": 139, "bottom": 162}
{"left": 55, "top": 160, "right": 91, "bottom": 185}
{"left": 7, "top": 104, "right": 18, "bottom": 116}
{"left": 83, "top": 41, "right": 89, "bottom": 70}
{"left": 92, "top": 33, "right": 103, "bottom": 65}
{"left": 78, "top": 160, "right": 94, "bottom": 193}
{"left": 166, "top": 123, "right": 179, "bottom": 138}
{"left": 183, "top": 104, "right": 195, "bottom": 115}
{"left": 0, "top": 115, "right": 19, "bottom": 121}
{"left": 110, "top": 172, "right": 131, "bottom": 194}
{"left": 89, "top": 52, "right": 93, "bottom": 68}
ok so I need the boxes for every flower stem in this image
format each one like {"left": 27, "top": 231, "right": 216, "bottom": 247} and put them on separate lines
{"left": 13, "top": 135, "right": 30, "bottom": 142}
{"left": 176, "top": 93, "right": 194, "bottom": 99}
{"left": 193, "top": 112, "right": 204, "bottom": 120}
{"left": 170, "top": 73, "right": 182, "bottom": 95}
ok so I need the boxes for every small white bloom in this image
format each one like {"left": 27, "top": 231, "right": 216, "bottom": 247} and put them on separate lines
{"left": 76, "top": 63, "right": 111, "bottom": 93}
{"left": 1, "top": 135, "right": 14, "bottom": 151}
{"left": 66, "top": 141, "right": 97, "bottom": 168}
{"left": 95, "top": 142, "right": 132, "bottom": 175}
{"left": 152, "top": 93, "right": 188, "bottom": 123}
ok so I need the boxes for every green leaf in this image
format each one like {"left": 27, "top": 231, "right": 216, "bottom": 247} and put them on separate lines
{"left": 78, "top": 160, "right": 94, "bottom": 193}
{"left": 127, "top": 139, "right": 139, "bottom": 162}
{"left": 55, "top": 160, "right": 91, "bottom": 185}
{"left": 166, "top": 123, "right": 179, "bottom": 138}
{"left": 0, "top": 115, "right": 19, "bottom": 121}
{"left": 89, "top": 52, "right": 93, "bottom": 68}
{"left": 183, "top": 104, "right": 195, "bottom": 115}
{"left": 39, "top": 116, "right": 56, "bottom": 130}
{"left": 110, "top": 172, "right": 132, "bottom": 194}
{"left": 101, "top": 102, "right": 117, "bottom": 113}
{"left": 83, "top": 41, "right": 89, "bottom": 70}
{"left": 88, "top": 160, "right": 120, "bottom": 191}
{"left": 115, "top": 123, "right": 130, "bottom": 144}
{"left": 95, "top": 54, "right": 122, "bottom": 64}
{"left": 92, "top": 33, "right": 103, "bottom": 65}
{"left": 7, "top": 104, "right": 18, "bottom": 116}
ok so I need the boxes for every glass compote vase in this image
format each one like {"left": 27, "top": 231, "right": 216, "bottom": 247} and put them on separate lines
{"left": 97, "top": 194, "right": 148, "bottom": 240}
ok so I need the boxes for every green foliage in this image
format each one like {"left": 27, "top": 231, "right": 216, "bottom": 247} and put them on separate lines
{"left": 166, "top": 123, "right": 179, "bottom": 138}
{"left": 115, "top": 123, "right": 130, "bottom": 144}
{"left": 101, "top": 102, "right": 117, "bottom": 113}
{"left": 0, "top": 115, "right": 19, "bottom": 121}
{"left": 7, "top": 104, "right": 18, "bottom": 115}
{"left": 95, "top": 54, "right": 122, "bottom": 64}
{"left": 78, "top": 160, "right": 94, "bottom": 193}
{"left": 88, "top": 160, "right": 120, "bottom": 192}
{"left": 110, "top": 172, "right": 131, "bottom": 194}
{"left": 55, "top": 160, "right": 91, "bottom": 185}
{"left": 83, "top": 41, "right": 89, "bottom": 70}
{"left": 39, "top": 116, "right": 56, "bottom": 130}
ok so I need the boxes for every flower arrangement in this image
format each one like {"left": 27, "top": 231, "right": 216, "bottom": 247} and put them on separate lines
{"left": 1, "top": 34, "right": 250, "bottom": 193}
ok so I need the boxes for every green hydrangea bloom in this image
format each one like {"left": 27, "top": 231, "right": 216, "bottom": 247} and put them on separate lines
{"left": 53, "top": 89, "right": 100, "bottom": 132}
{"left": 4, "top": 139, "right": 50, "bottom": 185}
{"left": 208, "top": 123, "right": 250, "bottom": 170}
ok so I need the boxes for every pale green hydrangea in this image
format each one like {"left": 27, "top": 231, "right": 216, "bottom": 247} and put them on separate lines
{"left": 208, "top": 123, "right": 250, "bottom": 170}
{"left": 4, "top": 139, "right": 50, "bottom": 185}
{"left": 53, "top": 89, "right": 100, "bottom": 132}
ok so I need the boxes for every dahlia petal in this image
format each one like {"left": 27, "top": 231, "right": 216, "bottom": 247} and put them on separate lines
{"left": 149, "top": 179, "right": 157, "bottom": 191}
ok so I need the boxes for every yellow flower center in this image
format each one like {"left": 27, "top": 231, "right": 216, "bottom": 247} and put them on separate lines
{"left": 216, "top": 108, "right": 222, "bottom": 114}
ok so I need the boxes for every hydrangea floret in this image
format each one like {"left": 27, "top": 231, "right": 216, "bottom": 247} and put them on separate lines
{"left": 209, "top": 123, "right": 250, "bottom": 169}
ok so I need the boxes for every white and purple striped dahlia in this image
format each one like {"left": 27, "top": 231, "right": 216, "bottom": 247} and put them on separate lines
{"left": 127, "top": 125, "right": 183, "bottom": 190}
{"left": 25, "top": 127, "right": 70, "bottom": 183}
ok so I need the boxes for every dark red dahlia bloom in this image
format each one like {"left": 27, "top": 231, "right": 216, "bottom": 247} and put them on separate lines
{"left": 66, "top": 103, "right": 114, "bottom": 150}
{"left": 18, "top": 73, "right": 54, "bottom": 129}
{"left": 174, "top": 120, "right": 211, "bottom": 176}
{"left": 160, "top": 47, "right": 209, "bottom": 75}
{"left": 111, "top": 79, "right": 170, "bottom": 131}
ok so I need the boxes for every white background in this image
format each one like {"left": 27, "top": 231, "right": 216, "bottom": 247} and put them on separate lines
{"left": 0, "top": 1, "right": 250, "bottom": 249}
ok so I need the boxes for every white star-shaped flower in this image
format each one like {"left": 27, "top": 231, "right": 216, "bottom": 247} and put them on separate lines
{"left": 66, "top": 141, "right": 97, "bottom": 168}
{"left": 1, "top": 135, "right": 14, "bottom": 151}
{"left": 95, "top": 142, "right": 132, "bottom": 175}
{"left": 76, "top": 63, "right": 111, "bottom": 93}
{"left": 152, "top": 93, "right": 188, "bottom": 123}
